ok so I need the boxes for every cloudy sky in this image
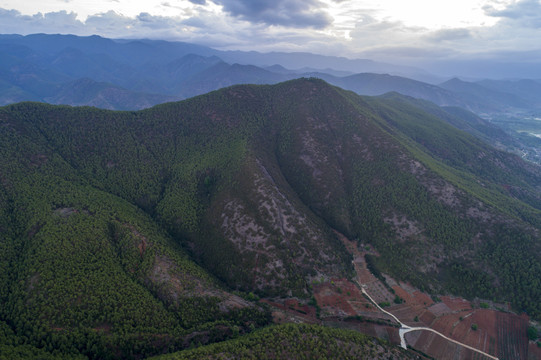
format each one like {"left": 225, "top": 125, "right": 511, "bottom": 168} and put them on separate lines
{"left": 1, "top": 0, "right": 540, "bottom": 67}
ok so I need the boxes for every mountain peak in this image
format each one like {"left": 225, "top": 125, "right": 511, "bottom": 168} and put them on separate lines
{"left": 1, "top": 78, "right": 541, "bottom": 359}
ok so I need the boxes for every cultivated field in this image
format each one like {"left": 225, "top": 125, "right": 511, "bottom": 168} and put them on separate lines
{"left": 260, "top": 234, "right": 533, "bottom": 359}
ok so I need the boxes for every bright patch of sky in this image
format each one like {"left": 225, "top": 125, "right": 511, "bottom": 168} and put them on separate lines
{"left": 323, "top": 0, "right": 499, "bottom": 29}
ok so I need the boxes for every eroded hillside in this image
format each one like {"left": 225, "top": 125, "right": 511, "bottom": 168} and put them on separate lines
{"left": 1, "top": 78, "right": 541, "bottom": 359}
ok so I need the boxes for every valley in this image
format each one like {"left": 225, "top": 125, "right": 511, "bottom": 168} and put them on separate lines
{"left": 487, "top": 113, "right": 541, "bottom": 164}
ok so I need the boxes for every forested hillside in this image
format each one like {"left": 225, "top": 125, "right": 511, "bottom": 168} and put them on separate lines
{"left": 1, "top": 78, "right": 540, "bottom": 359}
{"left": 149, "top": 323, "right": 420, "bottom": 360}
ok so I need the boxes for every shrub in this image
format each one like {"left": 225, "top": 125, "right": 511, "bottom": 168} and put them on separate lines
{"left": 480, "top": 302, "right": 489, "bottom": 309}
{"left": 528, "top": 326, "right": 538, "bottom": 341}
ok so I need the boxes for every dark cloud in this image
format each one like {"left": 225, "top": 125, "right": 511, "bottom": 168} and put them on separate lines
{"left": 84, "top": 11, "right": 133, "bottom": 32}
{"left": 484, "top": 0, "right": 541, "bottom": 28}
{"left": 483, "top": 0, "right": 540, "bottom": 19}
{"left": 212, "top": 0, "right": 332, "bottom": 28}
{"left": 189, "top": 0, "right": 207, "bottom": 4}
{"left": 0, "top": 8, "right": 85, "bottom": 34}
{"left": 0, "top": 7, "right": 232, "bottom": 45}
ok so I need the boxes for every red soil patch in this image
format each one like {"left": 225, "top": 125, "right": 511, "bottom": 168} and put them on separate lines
{"left": 427, "top": 301, "right": 453, "bottom": 317}
{"left": 407, "top": 309, "right": 528, "bottom": 359}
{"left": 412, "top": 291, "right": 434, "bottom": 307}
{"left": 353, "top": 322, "right": 400, "bottom": 345}
{"left": 528, "top": 342, "right": 541, "bottom": 360}
{"left": 426, "top": 334, "right": 461, "bottom": 360}
{"left": 313, "top": 279, "right": 365, "bottom": 317}
{"left": 442, "top": 296, "right": 472, "bottom": 312}
{"left": 496, "top": 311, "right": 529, "bottom": 360}
{"left": 419, "top": 310, "right": 437, "bottom": 325}
{"left": 264, "top": 232, "right": 533, "bottom": 359}
{"left": 392, "top": 285, "right": 413, "bottom": 303}
{"left": 260, "top": 299, "right": 317, "bottom": 320}
{"left": 431, "top": 311, "right": 471, "bottom": 337}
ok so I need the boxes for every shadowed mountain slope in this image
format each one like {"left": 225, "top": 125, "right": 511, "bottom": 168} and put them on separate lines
{"left": 44, "top": 78, "right": 177, "bottom": 110}
{"left": 439, "top": 77, "right": 530, "bottom": 112}
{"left": 1, "top": 78, "right": 541, "bottom": 358}
{"left": 2, "top": 34, "right": 541, "bottom": 120}
{"left": 477, "top": 78, "right": 541, "bottom": 108}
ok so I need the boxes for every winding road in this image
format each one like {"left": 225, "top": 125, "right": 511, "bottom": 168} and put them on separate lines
{"left": 359, "top": 285, "right": 499, "bottom": 360}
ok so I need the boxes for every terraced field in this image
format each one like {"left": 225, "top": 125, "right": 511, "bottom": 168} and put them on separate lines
{"left": 262, "top": 234, "right": 533, "bottom": 360}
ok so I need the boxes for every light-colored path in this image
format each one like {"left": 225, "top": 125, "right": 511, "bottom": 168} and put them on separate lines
{"left": 399, "top": 327, "right": 499, "bottom": 360}
{"left": 358, "top": 282, "right": 499, "bottom": 360}
{"left": 360, "top": 286, "right": 408, "bottom": 328}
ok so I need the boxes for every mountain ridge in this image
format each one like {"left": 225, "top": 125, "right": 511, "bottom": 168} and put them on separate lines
{"left": 1, "top": 78, "right": 541, "bottom": 359}
{"left": 2, "top": 33, "right": 541, "bottom": 125}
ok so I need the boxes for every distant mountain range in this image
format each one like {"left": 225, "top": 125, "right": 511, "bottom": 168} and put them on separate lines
{"left": 1, "top": 33, "right": 541, "bottom": 115}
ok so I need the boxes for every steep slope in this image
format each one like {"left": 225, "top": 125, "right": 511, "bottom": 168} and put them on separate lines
{"left": 265, "top": 81, "right": 541, "bottom": 306}
{"left": 1, "top": 78, "right": 541, "bottom": 358}
{"left": 0, "top": 104, "right": 270, "bottom": 359}
{"left": 375, "top": 92, "right": 527, "bottom": 160}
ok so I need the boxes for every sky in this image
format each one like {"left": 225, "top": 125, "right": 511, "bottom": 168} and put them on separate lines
{"left": 1, "top": 0, "right": 540, "bottom": 68}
